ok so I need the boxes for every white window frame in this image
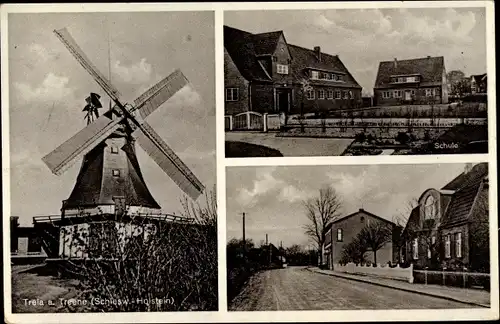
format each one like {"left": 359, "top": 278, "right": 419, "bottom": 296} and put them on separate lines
{"left": 343, "top": 91, "right": 349, "bottom": 99}
{"left": 327, "top": 90, "right": 334, "bottom": 99}
{"left": 277, "top": 64, "right": 289, "bottom": 75}
{"left": 426, "top": 88, "right": 434, "bottom": 97}
{"left": 111, "top": 146, "right": 119, "bottom": 154}
{"left": 348, "top": 90, "right": 353, "bottom": 99}
{"left": 456, "top": 232, "right": 462, "bottom": 258}
{"left": 112, "top": 169, "right": 120, "bottom": 177}
{"left": 306, "top": 89, "right": 315, "bottom": 100}
{"left": 445, "top": 235, "right": 451, "bottom": 258}
{"left": 311, "top": 71, "right": 319, "bottom": 80}
{"left": 225, "top": 88, "right": 239, "bottom": 101}
{"left": 337, "top": 228, "right": 343, "bottom": 242}
{"left": 335, "top": 91, "right": 341, "bottom": 99}
{"left": 318, "top": 89, "right": 325, "bottom": 99}
{"left": 413, "top": 238, "right": 418, "bottom": 260}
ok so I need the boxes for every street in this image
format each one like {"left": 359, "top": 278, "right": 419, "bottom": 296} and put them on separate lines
{"left": 229, "top": 267, "right": 473, "bottom": 311}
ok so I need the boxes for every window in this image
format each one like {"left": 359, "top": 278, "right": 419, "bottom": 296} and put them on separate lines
{"left": 327, "top": 90, "right": 334, "bottom": 99}
{"left": 413, "top": 238, "right": 418, "bottom": 259}
{"left": 318, "top": 89, "right": 325, "bottom": 99}
{"left": 426, "top": 88, "right": 434, "bottom": 97}
{"left": 225, "top": 88, "right": 239, "bottom": 101}
{"left": 348, "top": 90, "right": 353, "bottom": 99}
{"left": 277, "top": 64, "right": 289, "bottom": 75}
{"left": 455, "top": 233, "right": 462, "bottom": 258}
{"left": 360, "top": 216, "right": 365, "bottom": 223}
{"left": 306, "top": 89, "right": 315, "bottom": 100}
{"left": 112, "top": 169, "right": 120, "bottom": 177}
{"left": 445, "top": 235, "right": 451, "bottom": 258}
{"left": 407, "top": 76, "right": 416, "bottom": 83}
{"left": 343, "top": 91, "right": 349, "bottom": 99}
{"left": 111, "top": 146, "right": 119, "bottom": 154}
{"left": 338, "top": 75, "right": 343, "bottom": 82}
{"left": 394, "top": 90, "right": 402, "bottom": 98}
{"left": 272, "top": 56, "right": 277, "bottom": 62}
{"left": 424, "top": 195, "right": 436, "bottom": 219}
{"left": 337, "top": 228, "right": 343, "bottom": 242}
{"left": 311, "top": 71, "right": 319, "bottom": 79}
{"left": 335, "top": 91, "right": 341, "bottom": 99}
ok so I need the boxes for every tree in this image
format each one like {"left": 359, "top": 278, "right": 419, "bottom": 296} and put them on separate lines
{"left": 340, "top": 236, "right": 368, "bottom": 265}
{"left": 357, "top": 222, "right": 392, "bottom": 264}
{"left": 469, "top": 182, "right": 489, "bottom": 272}
{"left": 303, "top": 186, "right": 343, "bottom": 265}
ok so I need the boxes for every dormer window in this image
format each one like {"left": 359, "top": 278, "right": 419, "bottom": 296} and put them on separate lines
{"left": 311, "top": 71, "right": 319, "bottom": 79}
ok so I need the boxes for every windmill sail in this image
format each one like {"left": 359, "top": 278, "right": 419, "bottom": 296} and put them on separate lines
{"left": 133, "top": 69, "right": 188, "bottom": 119}
{"left": 54, "top": 28, "right": 121, "bottom": 101}
{"left": 42, "top": 114, "right": 122, "bottom": 175}
{"left": 134, "top": 121, "right": 205, "bottom": 200}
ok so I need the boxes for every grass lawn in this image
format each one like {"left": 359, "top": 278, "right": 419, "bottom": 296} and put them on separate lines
{"left": 226, "top": 141, "right": 283, "bottom": 157}
{"left": 11, "top": 265, "right": 85, "bottom": 313}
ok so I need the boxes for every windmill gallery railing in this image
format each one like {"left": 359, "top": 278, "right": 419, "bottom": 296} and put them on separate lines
{"left": 225, "top": 112, "right": 281, "bottom": 131}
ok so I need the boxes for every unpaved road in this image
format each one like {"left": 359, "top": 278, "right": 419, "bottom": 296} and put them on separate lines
{"left": 229, "top": 267, "right": 472, "bottom": 311}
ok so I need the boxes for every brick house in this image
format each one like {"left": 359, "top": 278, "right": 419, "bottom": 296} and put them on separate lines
{"left": 374, "top": 56, "right": 449, "bottom": 106}
{"left": 470, "top": 73, "right": 487, "bottom": 94}
{"left": 224, "top": 25, "right": 362, "bottom": 116}
{"left": 323, "top": 209, "right": 399, "bottom": 270}
{"left": 401, "top": 163, "right": 489, "bottom": 272}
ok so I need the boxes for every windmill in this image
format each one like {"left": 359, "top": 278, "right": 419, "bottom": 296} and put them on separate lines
{"left": 82, "top": 92, "right": 103, "bottom": 125}
{"left": 41, "top": 27, "right": 205, "bottom": 219}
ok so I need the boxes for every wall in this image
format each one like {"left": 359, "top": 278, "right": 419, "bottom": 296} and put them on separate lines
{"left": 330, "top": 210, "right": 394, "bottom": 265}
{"left": 295, "top": 86, "right": 362, "bottom": 114}
{"left": 251, "top": 83, "right": 275, "bottom": 113}
{"left": 375, "top": 86, "right": 444, "bottom": 106}
{"left": 441, "top": 223, "right": 470, "bottom": 269}
{"left": 271, "top": 34, "right": 294, "bottom": 85}
{"left": 333, "top": 263, "right": 414, "bottom": 283}
{"left": 224, "top": 48, "right": 249, "bottom": 115}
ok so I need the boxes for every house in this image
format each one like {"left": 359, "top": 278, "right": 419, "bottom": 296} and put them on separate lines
{"left": 10, "top": 216, "right": 47, "bottom": 265}
{"left": 323, "top": 209, "right": 399, "bottom": 270}
{"left": 374, "top": 56, "right": 449, "bottom": 106}
{"left": 470, "top": 73, "right": 487, "bottom": 94}
{"left": 401, "top": 163, "right": 489, "bottom": 272}
{"left": 224, "top": 25, "right": 362, "bottom": 116}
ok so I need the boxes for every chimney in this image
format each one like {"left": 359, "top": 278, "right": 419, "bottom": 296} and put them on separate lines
{"left": 464, "top": 163, "right": 473, "bottom": 174}
{"left": 314, "top": 46, "right": 321, "bottom": 62}
{"left": 394, "top": 58, "right": 397, "bottom": 69}
{"left": 427, "top": 55, "right": 431, "bottom": 59}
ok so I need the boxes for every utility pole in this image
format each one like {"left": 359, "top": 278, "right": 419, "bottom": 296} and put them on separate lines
{"left": 265, "top": 233, "right": 268, "bottom": 245}
{"left": 242, "top": 212, "right": 246, "bottom": 257}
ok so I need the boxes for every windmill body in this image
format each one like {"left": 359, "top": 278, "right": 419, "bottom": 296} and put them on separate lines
{"left": 33, "top": 27, "right": 205, "bottom": 260}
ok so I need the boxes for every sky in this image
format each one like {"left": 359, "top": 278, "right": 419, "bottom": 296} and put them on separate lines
{"left": 8, "top": 12, "right": 215, "bottom": 225}
{"left": 226, "top": 163, "right": 469, "bottom": 249}
{"left": 224, "top": 7, "right": 487, "bottom": 95}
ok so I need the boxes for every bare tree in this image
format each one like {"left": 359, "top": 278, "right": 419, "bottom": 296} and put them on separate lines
{"left": 357, "top": 222, "right": 392, "bottom": 264}
{"left": 392, "top": 197, "right": 419, "bottom": 228}
{"left": 303, "top": 186, "right": 342, "bottom": 265}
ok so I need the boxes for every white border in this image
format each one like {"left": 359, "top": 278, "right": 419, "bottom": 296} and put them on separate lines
{"left": 2, "top": 1, "right": 498, "bottom": 323}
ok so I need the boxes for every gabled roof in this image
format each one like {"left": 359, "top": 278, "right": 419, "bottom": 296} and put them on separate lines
{"left": 224, "top": 25, "right": 361, "bottom": 88}
{"left": 326, "top": 209, "right": 395, "bottom": 232}
{"left": 441, "top": 163, "right": 488, "bottom": 191}
{"left": 224, "top": 26, "right": 272, "bottom": 82}
{"left": 252, "top": 30, "right": 283, "bottom": 55}
{"left": 374, "top": 56, "right": 445, "bottom": 89}
{"left": 471, "top": 73, "right": 487, "bottom": 83}
{"left": 402, "top": 206, "right": 420, "bottom": 237}
{"left": 441, "top": 180, "right": 484, "bottom": 227}
{"left": 288, "top": 44, "right": 361, "bottom": 88}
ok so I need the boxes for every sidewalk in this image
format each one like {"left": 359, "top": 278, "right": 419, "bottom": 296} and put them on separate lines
{"left": 309, "top": 267, "right": 490, "bottom": 308}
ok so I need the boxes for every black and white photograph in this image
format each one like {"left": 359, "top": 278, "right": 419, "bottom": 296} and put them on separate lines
{"left": 224, "top": 8, "right": 489, "bottom": 157}
{"left": 5, "top": 11, "right": 217, "bottom": 313}
{"left": 226, "top": 163, "right": 490, "bottom": 310}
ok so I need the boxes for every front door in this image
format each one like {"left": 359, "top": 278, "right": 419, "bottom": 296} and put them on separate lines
{"left": 276, "top": 89, "right": 290, "bottom": 113}
{"left": 405, "top": 90, "right": 412, "bottom": 101}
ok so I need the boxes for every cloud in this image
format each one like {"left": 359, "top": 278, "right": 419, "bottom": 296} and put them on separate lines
{"left": 236, "top": 167, "right": 281, "bottom": 206}
{"left": 13, "top": 72, "right": 74, "bottom": 103}
{"left": 113, "top": 58, "right": 153, "bottom": 84}
{"left": 278, "top": 185, "right": 313, "bottom": 203}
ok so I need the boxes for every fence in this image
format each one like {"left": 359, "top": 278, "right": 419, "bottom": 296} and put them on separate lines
{"left": 413, "top": 269, "right": 490, "bottom": 290}
{"left": 333, "top": 263, "right": 414, "bottom": 283}
{"left": 225, "top": 113, "right": 281, "bottom": 132}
